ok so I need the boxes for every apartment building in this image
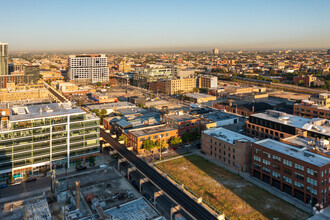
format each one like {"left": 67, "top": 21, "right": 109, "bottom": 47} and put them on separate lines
{"left": 294, "top": 100, "right": 330, "bottom": 119}
{"left": 197, "top": 75, "right": 218, "bottom": 88}
{"left": 293, "top": 75, "right": 317, "bottom": 87}
{"left": 309, "top": 93, "right": 330, "bottom": 108}
{"left": 252, "top": 138, "right": 330, "bottom": 208}
{"left": 149, "top": 78, "right": 197, "bottom": 95}
{"left": 0, "top": 42, "right": 8, "bottom": 75}
{"left": 68, "top": 54, "right": 109, "bottom": 83}
{"left": 246, "top": 110, "right": 330, "bottom": 141}
{"left": 202, "top": 127, "right": 255, "bottom": 172}
{"left": 90, "top": 92, "right": 117, "bottom": 104}
{"left": 127, "top": 124, "right": 178, "bottom": 154}
{"left": 163, "top": 112, "right": 201, "bottom": 136}
{"left": 183, "top": 93, "right": 216, "bottom": 103}
{"left": 0, "top": 103, "right": 100, "bottom": 183}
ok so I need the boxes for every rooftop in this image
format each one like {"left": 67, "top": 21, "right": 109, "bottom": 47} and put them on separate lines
{"left": 203, "top": 127, "right": 255, "bottom": 144}
{"left": 165, "top": 112, "right": 199, "bottom": 122}
{"left": 184, "top": 93, "right": 216, "bottom": 99}
{"left": 129, "top": 124, "right": 176, "bottom": 137}
{"left": 87, "top": 102, "right": 135, "bottom": 110}
{"left": 255, "top": 138, "right": 330, "bottom": 167}
{"left": 251, "top": 110, "right": 330, "bottom": 136}
{"left": 201, "top": 111, "right": 238, "bottom": 122}
{"left": 9, "top": 102, "right": 89, "bottom": 121}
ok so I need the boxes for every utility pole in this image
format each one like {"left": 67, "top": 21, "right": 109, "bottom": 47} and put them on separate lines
{"left": 159, "top": 135, "right": 162, "bottom": 161}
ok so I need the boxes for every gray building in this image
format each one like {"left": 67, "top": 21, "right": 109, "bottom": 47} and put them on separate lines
{"left": 0, "top": 42, "right": 9, "bottom": 76}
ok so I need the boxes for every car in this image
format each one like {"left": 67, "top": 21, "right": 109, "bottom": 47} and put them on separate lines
{"left": 100, "top": 165, "right": 107, "bottom": 169}
{"left": 76, "top": 166, "right": 87, "bottom": 171}
{"left": 26, "top": 176, "right": 37, "bottom": 182}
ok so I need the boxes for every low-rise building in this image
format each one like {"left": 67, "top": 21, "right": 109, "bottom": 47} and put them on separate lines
{"left": 294, "top": 100, "right": 330, "bottom": 119}
{"left": 252, "top": 138, "right": 330, "bottom": 208}
{"left": 163, "top": 112, "right": 201, "bottom": 136}
{"left": 202, "top": 127, "right": 255, "bottom": 172}
{"left": 127, "top": 124, "right": 178, "bottom": 153}
{"left": 90, "top": 92, "right": 117, "bottom": 103}
{"left": 309, "top": 93, "right": 330, "bottom": 108}
{"left": 183, "top": 93, "right": 216, "bottom": 103}
{"left": 199, "top": 111, "right": 240, "bottom": 130}
{"left": 197, "top": 75, "right": 218, "bottom": 88}
{"left": 293, "top": 75, "right": 317, "bottom": 87}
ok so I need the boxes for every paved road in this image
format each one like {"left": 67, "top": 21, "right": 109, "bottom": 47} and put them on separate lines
{"left": 101, "top": 129, "right": 217, "bottom": 220}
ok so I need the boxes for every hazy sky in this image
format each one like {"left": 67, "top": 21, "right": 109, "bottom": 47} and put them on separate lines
{"left": 1, "top": 0, "right": 330, "bottom": 52}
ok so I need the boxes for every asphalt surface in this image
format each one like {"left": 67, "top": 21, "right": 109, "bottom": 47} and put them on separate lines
{"left": 101, "top": 129, "right": 217, "bottom": 220}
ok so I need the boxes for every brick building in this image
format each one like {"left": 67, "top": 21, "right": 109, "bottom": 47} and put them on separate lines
{"left": 252, "top": 138, "right": 330, "bottom": 208}
{"left": 293, "top": 75, "right": 317, "bottom": 87}
{"left": 202, "top": 127, "right": 255, "bottom": 172}
{"left": 163, "top": 112, "right": 201, "bottom": 136}
{"left": 294, "top": 100, "right": 330, "bottom": 119}
{"left": 127, "top": 124, "right": 178, "bottom": 154}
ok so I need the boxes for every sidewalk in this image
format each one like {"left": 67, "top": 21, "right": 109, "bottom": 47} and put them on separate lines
{"left": 195, "top": 151, "right": 313, "bottom": 214}
{"left": 0, "top": 186, "right": 50, "bottom": 204}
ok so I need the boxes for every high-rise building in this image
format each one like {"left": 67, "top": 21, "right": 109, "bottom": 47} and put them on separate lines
{"left": 327, "top": 49, "right": 330, "bottom": 55}
{"left": 0, "top": 103, "right": 100, "bottom": 183}
{"left": 68, "top": 54, "right": 109, "bottom": 84}
{"left": 0, "top": 42, "right": 9, "bottom": 76}
{"left": 213, "top": 48, "right": 219, "bottom": 55}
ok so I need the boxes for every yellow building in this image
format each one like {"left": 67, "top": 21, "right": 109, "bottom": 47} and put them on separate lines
{"left": 165, "top": 78, "right": 197, "bottom": 95}
{"left": 0, "top": 81, "right": 49, "bottom": 102}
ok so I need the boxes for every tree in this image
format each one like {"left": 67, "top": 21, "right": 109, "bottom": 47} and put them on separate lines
{"left": 169, "top": 137, "right": 182, "bottom": 147}
{"left": 155, "top": 139, "right": 167, "bottom": 150}
{"left": 100, "top": 109, "right": 107, "bottom": 115}
{"left": 193, "top": 87, "right": 199, "bottom": 93}
{"left": 143, "top": 139, "right": 155, "bottom": 152}
{"left": 76, "top": 160, "right": 82, "bottom": 168}
{"left": 119, "top": 134, "right": 128, "bottom": 145}
{"left": 89, "top": 156, "right": 95, "bottom": 166}
{"left": 96, "top": 81, "right": 102, "bottom": 87}
{"left": 182, "top": 132, "right": 194, "bottom": 143}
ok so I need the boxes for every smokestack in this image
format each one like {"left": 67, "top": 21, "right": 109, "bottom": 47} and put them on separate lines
{"left": 75, "top": 181, "right": 80, "bottom": 210}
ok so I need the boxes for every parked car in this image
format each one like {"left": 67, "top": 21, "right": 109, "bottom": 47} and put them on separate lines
{"left": 26, "top": 176, "right": 37, "bottom": 182}
{"left": 76, "top": 166, "right": 87, "bottom": 171}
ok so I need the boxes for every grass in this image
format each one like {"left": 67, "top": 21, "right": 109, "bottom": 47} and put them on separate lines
{"left": 157, "top": 154, "right": 310, "bottom": 220}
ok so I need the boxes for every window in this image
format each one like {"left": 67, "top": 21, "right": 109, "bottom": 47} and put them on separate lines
{"left": 272, "top": 163, "right": 281, "bottom": 171}
{"left": 272, "top": 171, "right": 280, "bottom": 178}
{"left": 263, "top": 151, "right": 270, "bottom": 158}
{"left": 210, "top": 139, "right": 212, "bottom": 143}
{"left": 307, "top": 186, "right": 317, "bottom": 195}
{"left": 253, "top": 163, "right": 260, "bottom": 170}
{"left": 272, "top": 155, "right": 281, "bottom": 162}
{"left": 283, "top": 176, "right": 292, "bottom": 184}
{"left": 263, "top": 167, "right": 270, "bottom": 173}
{"left": 307, "top": 168, "right": 318, "bottom": 177}
{"left": 294, "top": 181, "right": 304, "bottom": 189}
{"left": 253, "top": 155, "right": 261, "bottom": 162}
{"left": 307, "top": 177, "right": 317, "bottom": 186}
{"left": 263, "top": 159, "right": 270, "bottom": 166}
{"left": 283, "top": 159, "right": 292, "bottom": 167}
{"left": 294, "top": 163, "right": 304, "bottom": 172}
{"left": 294, "top": 172, "right": 304, "bottom": 181}
{"left": 254, "top": 148, "right": 260, "bottom": 154}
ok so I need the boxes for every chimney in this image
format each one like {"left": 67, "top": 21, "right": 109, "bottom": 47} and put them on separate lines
{"left": 252, "top": 105, "right": 255, "bottom": 112}
{"left": 75, "top": 181, "right": 80, "bottom": 210}
{"left": 228, "top": 100, "right": 232, "bottom": 107}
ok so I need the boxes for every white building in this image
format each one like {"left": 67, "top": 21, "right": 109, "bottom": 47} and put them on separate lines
{"left": 68, "top": 54, "right": 109, "bottom": 83}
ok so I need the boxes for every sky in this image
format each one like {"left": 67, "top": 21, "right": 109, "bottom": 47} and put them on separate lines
{"left": 1, "top": 0, "right": 330, "bottom": 52}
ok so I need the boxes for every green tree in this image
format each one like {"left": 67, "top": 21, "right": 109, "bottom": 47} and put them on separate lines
{"left": 143, "top": 139, "right": 155, "bottom": 152}
{"left": 169, "top": 137, "right": 182, "bottom": 146}
{"left": 100, "top": 109, "right": 107, "bottom": 115}
{"left": 182, "top": 132, "right": 194, "bottom": 143}
{"left": 96, "top": 81, "right": 102, "bottom": 87}
{"left": 89, "top": 156, "right": 95, "bottom": 166}
{"left": 155, "top": 139, "right": 167, "bottom": 150}
{"left": 75, "top": 160, "right": 82, "bottom": 169}
{"left": 193, "top": 87, "right": 199, "bottom": 93}
{"left": 119, "top": 134, "right": 128, "bottom": 145}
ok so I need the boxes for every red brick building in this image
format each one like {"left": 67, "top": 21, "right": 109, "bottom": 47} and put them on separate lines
{"left": 163, "top": 113, "right": 201, "bottom": 136}
{"left": 252, "top": 138, "right": 330, "bottom": 208}
{"left": 294, "top": 100, "right": 330, "bottom": 120}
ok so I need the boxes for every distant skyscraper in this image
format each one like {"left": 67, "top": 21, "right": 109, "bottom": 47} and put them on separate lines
{"left": 68, "top": 54, "right": 109, "bottom": 83}
{"left": 327, "top": 49, "right": 330, "bottom": 55}
{"left": 0, "top": 42, "right": 8, "bottom": 75}
{"left": 213, "top": 48, "right": 219, "bottom": 55}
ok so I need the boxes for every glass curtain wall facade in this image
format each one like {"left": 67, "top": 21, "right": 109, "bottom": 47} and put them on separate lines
{"left": 0, "top": 113, "right": 99, "bottom": 182}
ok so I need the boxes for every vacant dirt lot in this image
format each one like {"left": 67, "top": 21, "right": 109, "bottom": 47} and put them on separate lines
{"left": 157, "top": 154, "right": 310, "bottom": 220}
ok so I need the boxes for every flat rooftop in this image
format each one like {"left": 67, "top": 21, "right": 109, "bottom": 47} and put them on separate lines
{"left": 165, "top": 113, "right": 199, "bottom": 122}
{"left": 104, "top": 198, "right": 160, "bottom": 220}
{"left": 203, "top": 127, "right": 255, "bottom": 144}
{"left": 129, "top": 125, "right": 176, "bottom": 137}
{"left": 87, "top": 102, "right": 135, "bottom": 110}
{"left": 9, "top": 102, "right": 89, "bottom": 122}
{"left": 251, "top": 111, "right": 330, "bottom": 136}
{"left": 255, "top": 139, "right": 330, "bottom": 167}
{"left": 184, "top": 93, "right": 216, "bottom": 99}
{"left": 2, "top": 195, "right": 51, "bottom": 220}
{"left": 202, "top": 111, "right": 238, "bottom": 122}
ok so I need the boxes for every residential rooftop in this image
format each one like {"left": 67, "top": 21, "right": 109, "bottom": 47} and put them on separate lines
{"left": 9, "top": 102, "right": 93, "bottom": 122}
{"left": 201, "top": 111, "right": 238, "bottom": 122}
{"left": 129, "top": 124, "right": 177, "bottom": 137}
{"left": 184, "top": 93, "right": 216, "bottom": 99}
{"left": 251, "top": 110, "right": 330, "bottom": 136}
{"left": 165, "top": 112, "right": 199, "bottom": 122}
{"left": 203, "top": 127, "right": 255, "bottom": 144}
{"left": 87, "top": 102, "right": 135, "bottom": 110}
{"left": 255, "top": 138, "right": 330, "bottom": 167}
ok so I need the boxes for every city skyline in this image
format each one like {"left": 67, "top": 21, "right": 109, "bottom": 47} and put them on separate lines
{"left": 1, "top": 0, "right": 330, "bottom": 52}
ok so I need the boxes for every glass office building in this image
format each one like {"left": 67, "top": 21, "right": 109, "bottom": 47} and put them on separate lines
{"left": 0, "top": 103, "right": 100, "bottom": 182}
